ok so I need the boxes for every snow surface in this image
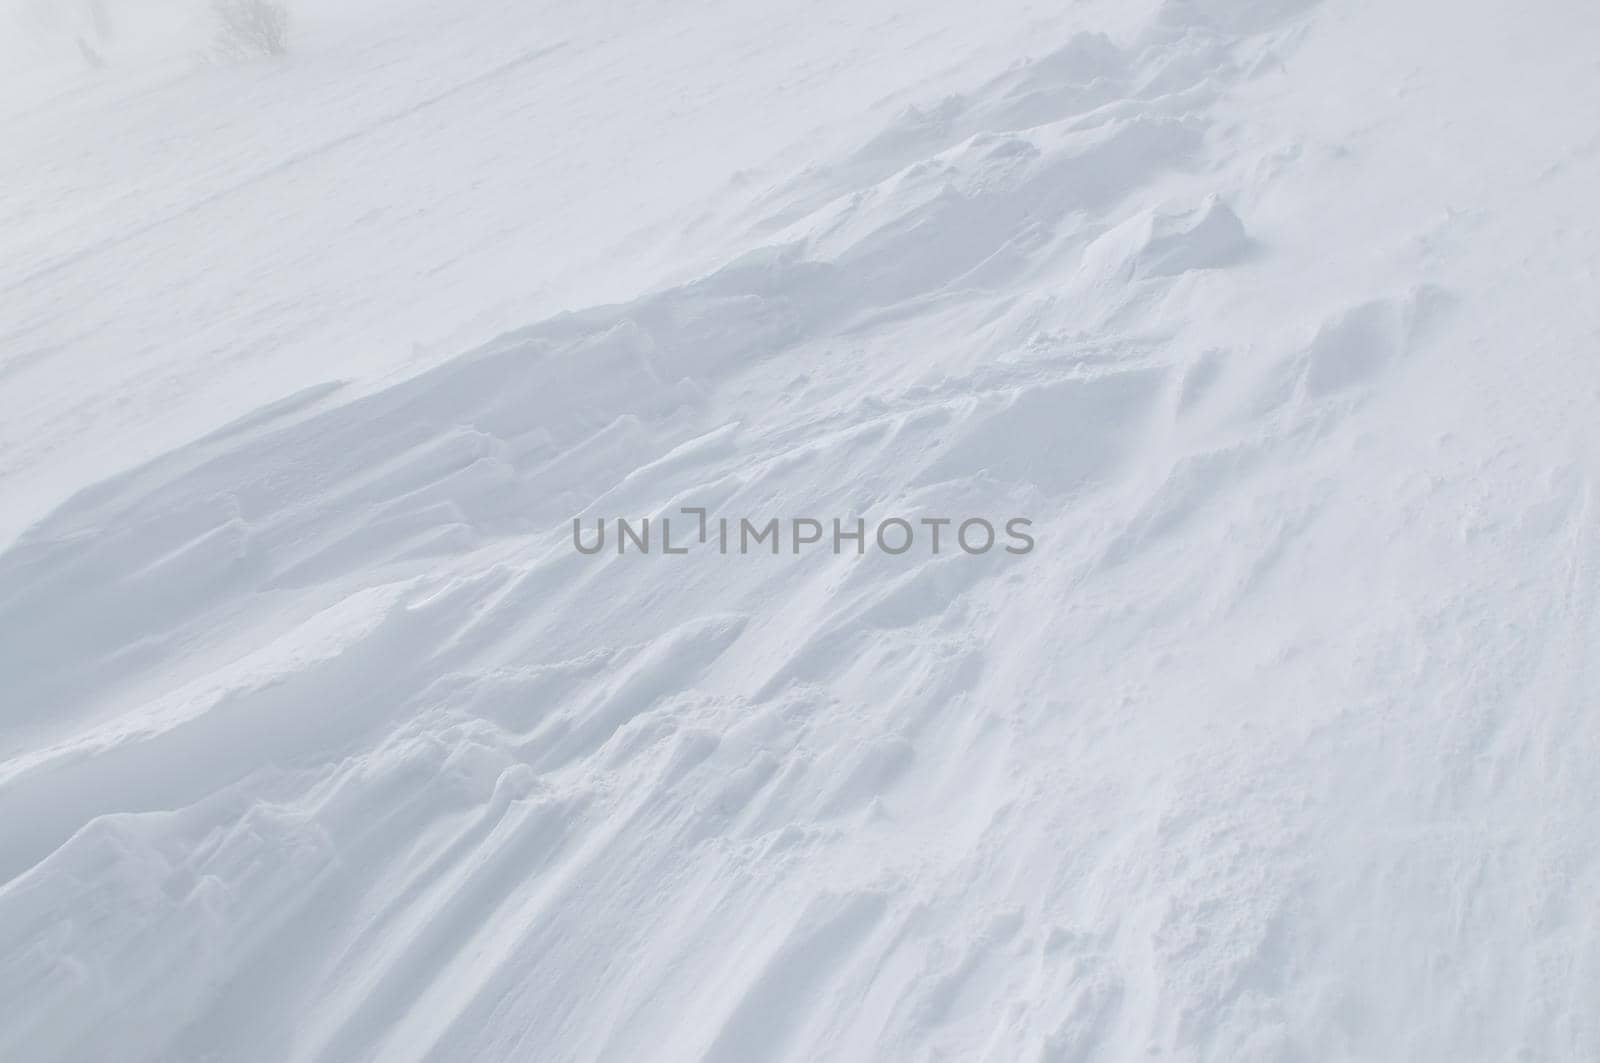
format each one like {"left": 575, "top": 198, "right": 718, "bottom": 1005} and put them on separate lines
{"left": 4, "top": 0, "right": 1600, "bottom": 1059}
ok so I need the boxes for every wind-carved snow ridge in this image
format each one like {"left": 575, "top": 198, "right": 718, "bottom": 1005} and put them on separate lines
{"left": 6, "top": 0, "right": 1600, "bottom": 1059}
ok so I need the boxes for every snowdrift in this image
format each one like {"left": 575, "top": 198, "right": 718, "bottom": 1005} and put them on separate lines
{"left": 3, "top": 0, "right": 1599, "bottom": 1059}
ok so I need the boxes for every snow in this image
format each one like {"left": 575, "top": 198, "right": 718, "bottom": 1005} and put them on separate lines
{"left": 3, "top": 0, "right": 1599, "bottom": 1059}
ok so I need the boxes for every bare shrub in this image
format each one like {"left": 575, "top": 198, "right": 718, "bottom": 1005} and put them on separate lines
{"left": 211, "top": 0, "right": 287, "bottom": 60}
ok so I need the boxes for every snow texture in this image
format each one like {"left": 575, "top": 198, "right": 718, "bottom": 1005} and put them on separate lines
{"left": 3, "top": 0, "right": 1600, "bottom": 1060}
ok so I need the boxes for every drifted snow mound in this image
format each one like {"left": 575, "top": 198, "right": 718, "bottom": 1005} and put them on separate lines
{"left": 4, "top": 0, "right": 1600, "bottom": 1061}
{"left": 1078, "top": 195, "right": 1251, "bottom": 282}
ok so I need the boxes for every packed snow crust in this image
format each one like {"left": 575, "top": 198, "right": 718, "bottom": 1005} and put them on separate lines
{"left": 4, "top": 0, "right": 1600, "bottom": 1060}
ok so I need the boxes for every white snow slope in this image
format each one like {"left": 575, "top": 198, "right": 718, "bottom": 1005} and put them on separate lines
{"left": 4, "top": 0, "right": 1600, "bottom": 1060}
